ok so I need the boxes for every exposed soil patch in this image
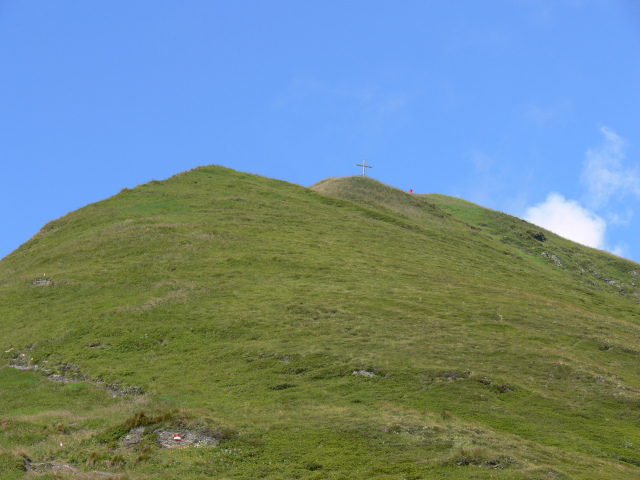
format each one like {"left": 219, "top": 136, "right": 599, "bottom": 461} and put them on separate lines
{"left": 8, "top": 362, "right": 31, "bottom": 370}
{"left": 25, "top": 460, "right": 119, "bottom": 478}
{"left": 528, "top": 230, "right": 546, "bottom": 242}
{"left": 352, "top": 370, "right": 377, "bottom": 378}
{"left": 154, "top": 429, "right": 219, "bottom": 448}
{"left": 121, "top": 426, "right": 145, "bottom": 447}
{"left": 47, "top": 373, "right": 81, "bottom": 384}
{"left": 6, "top": 360, "right": 144, "bottom": 397}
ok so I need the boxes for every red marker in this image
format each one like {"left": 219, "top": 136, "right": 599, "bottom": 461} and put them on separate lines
{"left": 173, "top": 434, "right": 182, "bottom": 442}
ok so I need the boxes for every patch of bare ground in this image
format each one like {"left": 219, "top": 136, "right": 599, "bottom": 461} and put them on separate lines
{"left": 25, "top": 460, "right": 124, "bottom": 478}
{"left": 153, "top": 429, "right": 219, "bottom": 448}
{"left": 6, "top": 361, "right": 144, "bottom": 397}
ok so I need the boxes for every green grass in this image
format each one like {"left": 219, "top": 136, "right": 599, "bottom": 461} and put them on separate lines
{"left": 1, "top": 166, "right": 640, "bottom": 478}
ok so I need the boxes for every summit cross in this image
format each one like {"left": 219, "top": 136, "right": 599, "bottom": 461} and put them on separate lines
{"left": 357, "top": 159, "right": 372, "bottom": 176}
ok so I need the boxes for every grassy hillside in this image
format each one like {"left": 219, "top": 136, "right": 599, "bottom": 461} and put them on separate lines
{"left": 1, "top": 166, "right": 640, "bottom": 479}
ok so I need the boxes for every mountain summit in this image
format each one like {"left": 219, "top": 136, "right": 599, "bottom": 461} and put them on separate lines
{"left": 1, "top": 165, "right": 639, "bottom": 479}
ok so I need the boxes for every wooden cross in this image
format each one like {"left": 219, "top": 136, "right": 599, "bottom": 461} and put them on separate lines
{"left": 357, "top": 158, "right": 372, "bottom": 176}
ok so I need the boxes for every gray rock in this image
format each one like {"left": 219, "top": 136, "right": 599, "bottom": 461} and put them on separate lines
{"left": 541, "top": 252, "right": 563, "bottom": 267}
{"left": 154, "top": 429, "right": 219, "bottom": 449}
{"left": 352, "top": 370, "right": 377, "bottom": 378}
{"left": 122, "top": 426, "right": 145, "bottom": 447}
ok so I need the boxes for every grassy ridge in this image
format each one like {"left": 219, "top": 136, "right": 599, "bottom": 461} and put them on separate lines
{"left": 1, "top": 166, "right": 640, "bottom": 478}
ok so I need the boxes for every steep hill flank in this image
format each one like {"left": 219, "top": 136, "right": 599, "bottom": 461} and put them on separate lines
{"left": 1, "top": 166, "right": 640, "bottom": 479}
{"left": 313, "top": 176, "right": 640, "bottom": 312}
{"left": 425, "top": 193, "right": 640, "bottom": 305}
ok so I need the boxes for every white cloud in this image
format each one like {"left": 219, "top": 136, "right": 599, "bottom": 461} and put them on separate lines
{"left": 524, "top": 192, "right": 606, "bottom": 249}
{"left": 607, "top": 208, "right": 633, "bottom": 226}
{"left": 581, "top": 126, "right": 640, "bottom": 207}
{"left": 612, "top": 243, "right": 629, "bottom": 258}
{"left": 523, "top": 100, "right": 571, "bottom": 125}
{"left": 521, "top": 128, "right": 638, "bottom": 259}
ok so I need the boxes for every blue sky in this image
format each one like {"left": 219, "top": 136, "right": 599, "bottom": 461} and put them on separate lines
{"left": 2, "top": 1, "right": 640, "bottom": 262}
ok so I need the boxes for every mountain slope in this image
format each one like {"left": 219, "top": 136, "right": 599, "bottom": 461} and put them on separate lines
{"left": 1, "top": 166, "right": 640, "bottom": 479}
